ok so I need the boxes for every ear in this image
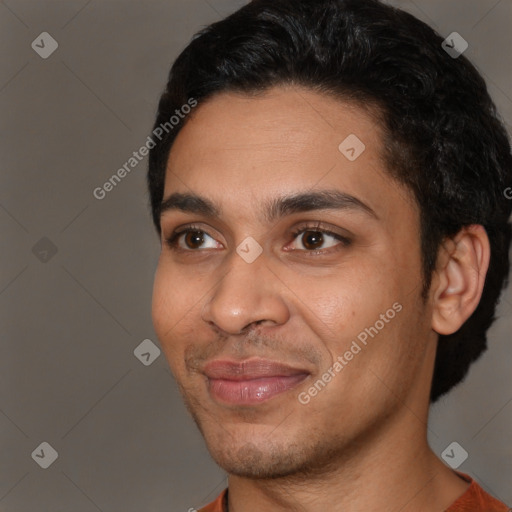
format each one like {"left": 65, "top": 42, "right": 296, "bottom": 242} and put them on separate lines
{"left": 431, "top": 225, "right": 490, "bottom": 336}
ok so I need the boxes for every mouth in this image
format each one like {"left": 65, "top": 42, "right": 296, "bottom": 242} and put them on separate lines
{"left": 202, "top": 358, "right": 310, "bottom": 406}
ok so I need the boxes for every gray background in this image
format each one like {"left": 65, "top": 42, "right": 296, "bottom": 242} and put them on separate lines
{"left": 1, "top": 0, "right": 511, "bottom": 510}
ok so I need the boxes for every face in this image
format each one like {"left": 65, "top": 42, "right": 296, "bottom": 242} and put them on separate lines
{"left": 152, "top": 85, "right": 435, "bottom": 479}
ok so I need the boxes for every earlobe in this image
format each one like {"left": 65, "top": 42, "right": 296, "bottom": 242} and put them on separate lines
{"left": 431, "top": 225, "right": 490, "bottom": 336}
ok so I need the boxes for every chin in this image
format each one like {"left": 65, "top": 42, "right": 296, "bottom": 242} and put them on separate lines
{"left": 208, "top": 438, "right": 311, "bottom": 479}
{"left": 183, "top": 390, "right": 359, "bottom": 479}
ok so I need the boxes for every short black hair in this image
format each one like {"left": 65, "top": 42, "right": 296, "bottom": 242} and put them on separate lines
{"left": 147, "top": 0, "right": 512, "bottom": 402}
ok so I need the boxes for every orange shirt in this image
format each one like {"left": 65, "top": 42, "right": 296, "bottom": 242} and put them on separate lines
{"left": 198, "top": 473, "right": 510, "bottom": 512}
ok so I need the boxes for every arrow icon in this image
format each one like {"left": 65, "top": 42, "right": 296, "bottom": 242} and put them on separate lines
{"left": 442, "top": 32, "right": 468, "bottom": 59}
{"left": 441, "top": 441, "right": 468, "bottom": 469}
{"left": 134, "top": 339, "right": 161, "bottom": 366}
{"left": 31, "top": 32, "right": 59, "bottom": 59}
{"left": 32, "top": 236, "right": 58, "bottom": 262}
{"left": 31, "top": 442, "right": 58, "bottom": 468}
{"left": 339, "top": 134, "right": 365, "bottom": 161}
{"left": 236, "top": 236, "right": 263, "bottom": 263}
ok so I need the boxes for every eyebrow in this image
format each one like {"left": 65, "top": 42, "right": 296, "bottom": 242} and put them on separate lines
{"left": 159, "top": 189, "right": 378, "bottom": 223}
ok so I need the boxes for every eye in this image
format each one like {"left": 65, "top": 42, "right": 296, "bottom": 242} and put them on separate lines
{"left": 164, "top": 223, "right": 352, "bottom": 254}
{"left": 165, "top": 227, "right": 222, "bottom": 251}
{"left": 288, "top": 225, "right": 351, "bottom": 253}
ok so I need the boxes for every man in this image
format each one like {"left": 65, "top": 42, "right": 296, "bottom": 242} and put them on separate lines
{"left": 147, "top": 0, "right": 512, "bottom": 510}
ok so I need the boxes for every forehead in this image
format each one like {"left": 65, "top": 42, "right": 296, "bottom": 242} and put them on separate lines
{"left": 167, "top": 85, "right": 382, "bottom": 172}
{"left": 163, "top": 85, "right": 414, "bottom": 223}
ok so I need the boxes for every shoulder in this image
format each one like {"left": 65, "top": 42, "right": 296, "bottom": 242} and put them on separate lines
{"left": 197, "top": 489, "right": 228, "bottom": 512}
{"left": 446, "top": 472, "right": 510, "bottom": 512}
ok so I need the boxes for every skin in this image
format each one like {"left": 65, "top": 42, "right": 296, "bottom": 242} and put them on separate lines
{"left": 151, "top": 85, "right": 490, "bottom": 511}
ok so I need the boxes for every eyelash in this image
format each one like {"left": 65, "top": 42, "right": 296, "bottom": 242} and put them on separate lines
{"left": 164, "top": 223, "right": 352, "bottom": 255}
{"left": 289, "top": 225, "right": 352, "bottom": 255}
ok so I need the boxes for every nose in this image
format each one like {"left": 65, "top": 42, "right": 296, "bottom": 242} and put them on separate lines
{"left": 201, "top": 250, "right": 290, "bottom": 335}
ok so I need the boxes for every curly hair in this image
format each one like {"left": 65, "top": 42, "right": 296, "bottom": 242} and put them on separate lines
{"left": 147, "top": 0, "right": 512, "bottom": 402}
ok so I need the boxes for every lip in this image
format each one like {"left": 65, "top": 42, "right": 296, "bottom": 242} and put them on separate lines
{"left": 203, "top": 358, "right": 310, "bottom": 405}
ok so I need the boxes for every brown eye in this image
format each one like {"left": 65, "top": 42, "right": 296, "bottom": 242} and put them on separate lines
{"left": 184, "top": 230, "right": 205, "bottom": 249}
{"left": 301, "top": 231, "right": 324, "bottom": 250}
{"left": 288, "top": 225, "right": 351, "bottom": 254}
{"left": 165, "top": 227, "right": 221, "bottom": 251}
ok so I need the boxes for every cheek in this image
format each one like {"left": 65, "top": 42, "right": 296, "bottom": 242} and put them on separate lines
{"left": 151, "top": 262, "right": 171, "bottom": 336}
{"left": 151, "top": 260, "right": 193, "bottom": 353}
{"left": 152, "top": 267, "right": 199, "bottom": 381}
{"left": 304, "top": 265, "right": 385, "bottom": 325}
{"left": 307, "top": 267, "right": 404, "bottom": 365}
